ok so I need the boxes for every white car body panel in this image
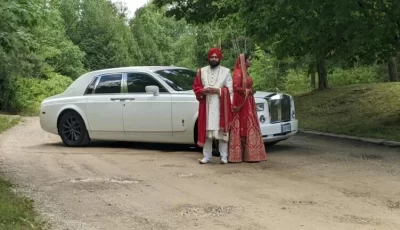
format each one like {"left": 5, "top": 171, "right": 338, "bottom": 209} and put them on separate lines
{"left": 85, "top": 95, "right": 124, "bottom": 133}
{"left": 40, "top": 66, "right": 298, "bottom": 146}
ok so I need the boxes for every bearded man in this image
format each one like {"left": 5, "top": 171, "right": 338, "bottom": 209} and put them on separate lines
{"left": 193, "top": 47, "right": 233, "bottom": 164}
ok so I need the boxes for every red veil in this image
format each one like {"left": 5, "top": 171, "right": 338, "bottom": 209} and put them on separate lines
{"left": 228, "top": 53, "right": 267, "bottom": 163}
{"left": 232, "top": 54, "right": 250, "bottom": 113}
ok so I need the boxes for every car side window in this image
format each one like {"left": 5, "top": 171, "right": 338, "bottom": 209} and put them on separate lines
{"left": 127, "top": 72, "right": 167, "bottom": 93}
{"left": 84, "top": 76, "right": 98, "bottom": 94}
{"left": 94, "top": 74, "right": 123, "bottom": 94}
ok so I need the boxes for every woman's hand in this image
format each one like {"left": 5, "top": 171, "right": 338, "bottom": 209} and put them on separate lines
{"left": 245, "top": 88, "right": 251, "bottom": 97}
{"left": 245, "top": 88, "right": 256, "bottom": 96}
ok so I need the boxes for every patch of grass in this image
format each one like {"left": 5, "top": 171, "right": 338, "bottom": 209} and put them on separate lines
{"left": 0, "top": 115, "right": 49, "bottom": 229}
{"left": 0, "top": 180, "right": 48, "bottom": 230}
{"left": 294, "top": 82, "right": 400, "bottom": 142}
{"left": 0, "top": 115, "right": 21, "bottom": 134}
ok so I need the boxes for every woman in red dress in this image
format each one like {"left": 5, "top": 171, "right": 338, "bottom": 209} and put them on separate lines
{"left": 228, "top": 53, "right": 267, "bottom": 163}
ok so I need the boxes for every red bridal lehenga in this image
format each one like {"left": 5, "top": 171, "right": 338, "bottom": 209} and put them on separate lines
{"left": 228, "top": 54, "right": 267, "bottom": 163}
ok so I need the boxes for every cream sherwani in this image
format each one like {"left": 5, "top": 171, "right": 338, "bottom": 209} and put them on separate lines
{"left": 199, "top": 65, "right": 233, "bottom": 162}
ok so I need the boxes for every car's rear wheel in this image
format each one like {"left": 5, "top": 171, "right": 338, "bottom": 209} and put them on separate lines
{"left": 58, "top": 111, "right": 90, "bottom": 147}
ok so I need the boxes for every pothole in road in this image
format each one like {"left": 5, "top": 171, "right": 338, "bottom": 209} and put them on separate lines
{"left": 338, "top": 188, "right": 372, "bottom": 198}
{"left": 387, "top": 200, "right": 400, "bottom": 210}
{"left": 176, "top": 173, "right": 196, "bottom": 178}
{"left": 352, "top": 154, "right": 383, "bottom": 160}
{"left": 335, "top": 214, "right": 380, "bottom": 225}
{"left": 281, "top": 199, "right": 317, "bottom": 206}
{"left": 172, "top": 203, "right": 237, "bottom": 218}
{"left": 68, "top": 177, "right": 142, "bottom": 184}
{"left": 161, "top": 164, "right": 186, "bottom": 168}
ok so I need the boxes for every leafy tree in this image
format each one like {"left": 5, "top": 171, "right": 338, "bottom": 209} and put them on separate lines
{"left": 0, "top": 0, "right": 44, "bottom": 111}
{"left": 130, "top": 3, "right": 199, "bottom": 67}
{"left": 33, "top": 0, "right": 85, "bottom": 79}
{"left": 154, "top": 0, "right": 400, "bottom": 88}
{"left": 58, "top": 0, "right": 142, "bottom": 70}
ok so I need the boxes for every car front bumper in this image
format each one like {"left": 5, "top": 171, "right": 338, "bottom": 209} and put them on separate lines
{"left": 260, "top": 119, "right": 298, "bottom": 142}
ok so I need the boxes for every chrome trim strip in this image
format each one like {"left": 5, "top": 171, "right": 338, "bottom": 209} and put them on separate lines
{"left": 92, "top": 76, "right": 101, "bottom": 94}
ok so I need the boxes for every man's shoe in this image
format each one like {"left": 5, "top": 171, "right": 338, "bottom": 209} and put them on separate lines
{"left": 198, "top": 158, "right": 212, "bottom": 164}
{"left": 220, "top": 158, "right": 228, "bottom": 164}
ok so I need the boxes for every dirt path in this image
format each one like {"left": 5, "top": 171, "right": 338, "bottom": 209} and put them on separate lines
{"left": 1, "top": 117, "right": 400, "bottom": 230}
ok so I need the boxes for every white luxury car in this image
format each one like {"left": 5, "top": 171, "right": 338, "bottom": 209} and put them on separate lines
{"left": 40, "top": 66, "right": 298, "bottom": 147}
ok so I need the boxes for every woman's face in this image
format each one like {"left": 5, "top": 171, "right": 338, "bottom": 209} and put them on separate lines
{"left": 245, "top": 56, "right": 252, "bottom": 67}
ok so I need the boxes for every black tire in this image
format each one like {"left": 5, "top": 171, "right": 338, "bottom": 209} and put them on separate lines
{"left": 266, "top": 141, "right": 280, "bottom": 146}
{"left": 58, "top": 111, "right": 91, "bottom": 147}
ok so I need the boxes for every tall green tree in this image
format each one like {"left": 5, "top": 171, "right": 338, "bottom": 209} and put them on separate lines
{"left": 0, "top": 0, "right": 44, "bottom": 110}
{"left": 130, "top": 3, "right": 198, "bottom": 67}
{"left": 154, "top": 0, "right": 400, "bottom": 88}
{"left": 58, "top": 0, "right": 142, "bottom": 70}
{"left": 32, "top": 0, "right": 85, "bottom": 79}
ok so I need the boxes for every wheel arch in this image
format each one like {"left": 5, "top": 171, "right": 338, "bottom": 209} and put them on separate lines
{"left": 57, "top": 107, "right": 89, "bottom": 136}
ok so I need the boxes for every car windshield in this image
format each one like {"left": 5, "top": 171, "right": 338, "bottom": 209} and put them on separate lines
{"left": 154, "top": 68, "right": 197, "bottom": 91}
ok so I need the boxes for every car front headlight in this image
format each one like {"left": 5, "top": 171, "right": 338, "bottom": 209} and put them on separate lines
{"left": 256, "top": 103, "right": 264, "bottom": 111}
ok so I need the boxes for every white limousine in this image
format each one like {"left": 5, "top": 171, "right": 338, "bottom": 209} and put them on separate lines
{"left": 40, "top": 66, "right": 298, "bottom": 147}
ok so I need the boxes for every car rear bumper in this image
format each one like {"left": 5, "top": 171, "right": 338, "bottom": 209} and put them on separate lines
{"left": 260, "top": 119, "right": 298, "bottom": 142}
{"left": 40, "top": 111, "right": 58, "bottom": 135}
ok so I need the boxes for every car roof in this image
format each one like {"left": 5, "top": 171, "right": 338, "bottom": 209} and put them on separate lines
{"left": 63, "top": 66, "right": 195, "bottom": 96}
{"left": 85, "top": 66, "right": 193, "bottom": 75}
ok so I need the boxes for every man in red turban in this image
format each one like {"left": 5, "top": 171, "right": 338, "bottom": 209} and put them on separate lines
{"left": 192, "top": 47, "right": 233, "bottom": 164}
{"left": 208, "top": 47, "right": 223, "bottom": 66}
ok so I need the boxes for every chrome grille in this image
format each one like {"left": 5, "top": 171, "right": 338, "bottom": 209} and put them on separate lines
{"left": 266, "top": 94, "right": 291, "bottom": 123}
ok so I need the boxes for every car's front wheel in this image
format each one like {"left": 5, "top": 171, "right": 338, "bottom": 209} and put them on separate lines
{"left": 58, "top": 111, "right": 90, "bottom": 147}
{"left": 265, "top": 141, "right": 280, "bottom": 146}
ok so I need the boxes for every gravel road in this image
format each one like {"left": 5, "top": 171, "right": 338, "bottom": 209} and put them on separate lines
{"left": 1, "top": 117, "right": 400, "bottom": 230}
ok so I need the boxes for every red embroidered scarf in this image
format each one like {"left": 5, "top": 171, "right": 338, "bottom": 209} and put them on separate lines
{"left": 193, "top": 68, "right": 232, "bottom": 147}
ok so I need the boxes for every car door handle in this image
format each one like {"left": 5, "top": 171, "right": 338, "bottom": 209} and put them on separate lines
{"left": 110, "top": 98, "right": 127, "bottom": 101}
{"left": 110, "top": 98, "right": 135, "bottom": 101}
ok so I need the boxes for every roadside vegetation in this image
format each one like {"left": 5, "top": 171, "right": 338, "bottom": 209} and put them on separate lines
{"left": 295, "top": 83, "right": 400, "bottom": 142}
{"left": 0, "top": 115, "right": 20, "bottom": 134}
{"left": 0, "top": 115, "right": 49, "bottom": 229}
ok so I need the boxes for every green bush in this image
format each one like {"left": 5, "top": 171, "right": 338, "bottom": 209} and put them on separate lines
{"left": 284, "top": 69, "right": 310, "bottom": 95}
{"left": 248, "top": 44, "right": 383, "bottom": 95}
{"left": 11, "top": 73, "right": 72, "bottom": 115}
{"left": 250, "top": 46, "right": 287, "bottom": 92}
{"left": 329, "top": 65, "right": 380, "bottom": 86}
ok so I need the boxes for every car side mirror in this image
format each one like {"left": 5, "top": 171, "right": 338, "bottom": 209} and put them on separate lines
{"left": 145, "top": 85, "right": 159, "bottom": 96}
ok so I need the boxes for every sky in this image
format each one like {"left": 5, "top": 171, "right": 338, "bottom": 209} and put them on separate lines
{"left": 111, "top": 0, "right": 150, "bottom": 18}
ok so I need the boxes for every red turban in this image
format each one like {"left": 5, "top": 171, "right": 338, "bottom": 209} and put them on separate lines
{"left": 207, "top": 47, "right": 222, "bottom": 59}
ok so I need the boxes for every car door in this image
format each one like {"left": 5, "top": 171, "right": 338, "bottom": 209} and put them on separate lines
{"left": 122, "top": 71, "right": 172, "bottom": 136}
{"left": 85, "top": 73, "right": 125, "bottom": 135}
{"left": 154, "top": 68, "right": 199, "bottom": 133}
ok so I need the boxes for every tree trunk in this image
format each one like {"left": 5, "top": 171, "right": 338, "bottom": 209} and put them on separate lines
{"left": 388, "top": 56, "right": 399, "bottom": 82}
{"left": 309, "top": 64, "right": 316, "bottom": 90}
{"left": 317, "top": 58, "right": 328, "bottom": 90}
